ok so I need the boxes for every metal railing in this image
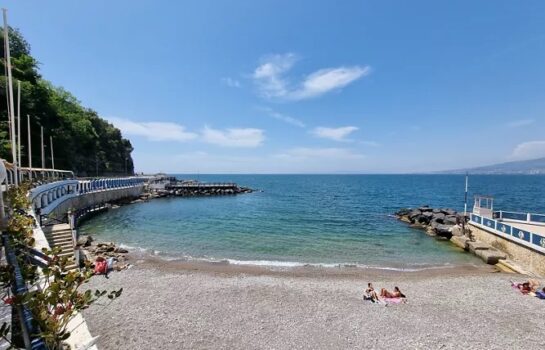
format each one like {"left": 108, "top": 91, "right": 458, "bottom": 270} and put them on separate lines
{"left": 470, "top": 213, "right": 545, "bottom": 254}
{"left": 494, "top": 211, "right": 545, "bottom": 225}
{"left": 1, "top": 234, "right": 47, "bottom": 349}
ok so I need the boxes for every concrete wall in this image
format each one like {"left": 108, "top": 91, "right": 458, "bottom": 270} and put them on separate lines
{"left": 48, "top": 186, "right": 143, "bottom": 219}
{"left": 469, "top": 223, "right": 545, "bottom": 276}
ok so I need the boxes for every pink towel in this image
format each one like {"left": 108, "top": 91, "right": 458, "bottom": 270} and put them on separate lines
{"left": 383, "top": 297, "right": 405, "bottom": 304}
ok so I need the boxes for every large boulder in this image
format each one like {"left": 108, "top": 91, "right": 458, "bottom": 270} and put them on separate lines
{"left": 441, "top": 208, "right": 457, "bottom": 216}
{"left": 77, "top": 235, "right": 93, "bottom": 247}
{"left": 432, "top": 212, "right": 445, "bottom": 221}
{"left": 444, "top": 215, "right": 458, "bottom": 226}
{"left": 418, "top": 206, "right": 433, "bottom": 212}
{"left": 434, "top": 224, "right": 453, "bottom": 239}
{"left": 409, "top": 210, "right": 422, "bottom": 219}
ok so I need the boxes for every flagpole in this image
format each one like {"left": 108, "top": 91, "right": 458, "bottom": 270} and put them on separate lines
{"left": 464, "top": 172, "right": 468, "bottom": 216}
{"left": 27, "top": 114, "right": 32, "bottom": 181}
{"left": 3, "top": 8, "right": 18, "bottom": 186}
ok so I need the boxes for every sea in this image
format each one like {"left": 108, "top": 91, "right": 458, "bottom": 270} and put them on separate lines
{"left": 79, "top": 175, "right": 545, "bottom": 270}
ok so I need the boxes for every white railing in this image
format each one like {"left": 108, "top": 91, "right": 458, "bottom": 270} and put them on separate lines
{"left": 30, "top": 177, "right": 146, "bottom": 215}
{"left": 494, "top": 211, "right": 545, "bottom": 226}
{"left": 470, "top": 213, "right": 545, "bottom": 254}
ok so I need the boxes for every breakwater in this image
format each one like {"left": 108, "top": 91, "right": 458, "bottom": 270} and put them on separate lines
{"left": 394, "top": 206, "right": 468, "bottom": 239}
{"left": 148, "top": 180, "right": 254, "bottom": 199}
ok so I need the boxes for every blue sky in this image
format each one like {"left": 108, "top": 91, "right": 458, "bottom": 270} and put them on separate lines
{"left": 4, "top": 0, "right": 545, "bottom": 173}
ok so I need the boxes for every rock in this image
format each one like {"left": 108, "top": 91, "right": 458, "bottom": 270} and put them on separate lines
{"left": 444, "top": 215, "right": 458, "bottom": 226}
{"left": 467, "top": 240, "right": 491, "bottom": 253}
{"left": 418, "top": 206, "right": 433, "bottom": 212}
{"left": 422, "top": 211, "right": 434, "bottom": 218}
{"left": 450, "top": 225, "right": 464, "bottom": 236}
{"left": 408, "top": 210, "right": 422, "bottom": 219}
{"left": 115, "top": 247, "right": 129, "bottom": 254}
{"left": 77, "top": 235, "right": 93, "bottom": 247}
{"left": 434, "top": 224, "right": 453, "bottom": 239}
{"left": 432, "top": 212, "right": 445, "bottom": 221}
{"left": 475, "top": 248, "right": 507, "bottom": 264}
{"left": 450, "top": 236, "right": 469, "bottom": 250}
{"left": 441, "top": 208, "right": 456, "bottom": 216}
{"left": 396, "top": 208, "right": 412, "bottom": 217}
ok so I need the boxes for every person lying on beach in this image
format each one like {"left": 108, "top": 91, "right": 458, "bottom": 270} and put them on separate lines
{"left": 511, "top": 280, "right": 539, "bottom": 294}
{"left": 363, "top": 283, "right": 379, "bottom": 302}
{"left": 93, "top": 257, "right": 129, "bottom": 277}
{"left": 380, "top": 286, "right": 406, "bottom": 299}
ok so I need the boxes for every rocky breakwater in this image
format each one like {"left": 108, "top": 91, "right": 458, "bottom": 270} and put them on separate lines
{"left": 395, "top": 206, "right": 467, "bottom": 239}
{"left": 395, "top": 206, "right": 514, "bottom": 268}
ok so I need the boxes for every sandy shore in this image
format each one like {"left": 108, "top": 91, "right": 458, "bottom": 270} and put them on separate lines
{"left": 82, "top": 258, "right": 545, "bottom": 349}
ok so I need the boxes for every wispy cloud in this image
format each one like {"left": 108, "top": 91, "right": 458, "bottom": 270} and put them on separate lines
{"left": 511, "top": 140, "right": 545, "bottom": 160}
{"left": 311, "top": 126, "right": 359, "bottom": 142}
{"left": 221, "top": 77, "right": 241, "bottom": 88}
{"left": 107, "top": 117, "right": 198, "bottom": 142}
{"left": 506, "top": 119, "right": 534, "bottom": 128}
{"left": 275, "top": 147, "right": 365, "bottom": 160}
{"left": 258, "top": 107, "right": 306, "bottom": 128}
{"left": 202, "top": 126, "right": 265, "bottom": 148}
{"left": 252, "top": 53, "right": 370, "bottom": 101}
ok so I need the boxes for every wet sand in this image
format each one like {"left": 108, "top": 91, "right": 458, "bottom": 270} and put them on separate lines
{"left": 82, "top": 257, "right": 545, "bottom": 349}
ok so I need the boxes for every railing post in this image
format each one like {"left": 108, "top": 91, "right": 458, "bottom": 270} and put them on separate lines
{"left": 527, "top": 213, "right": 531, "bottom": 223}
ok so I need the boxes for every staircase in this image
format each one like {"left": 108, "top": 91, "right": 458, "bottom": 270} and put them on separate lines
{"left": 42, "top": 224, "right": 78, "bottom": 270}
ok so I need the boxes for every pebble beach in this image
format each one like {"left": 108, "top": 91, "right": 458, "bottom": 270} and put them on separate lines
{"left": 83, "top": 258, "right": 545, "bottom": 349}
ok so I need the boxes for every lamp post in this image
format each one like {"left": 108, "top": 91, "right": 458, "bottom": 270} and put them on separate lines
{"left": 0, "top": 159, "right": 7, "bottom": 223}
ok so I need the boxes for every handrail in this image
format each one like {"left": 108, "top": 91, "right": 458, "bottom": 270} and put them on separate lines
{"left": 2, "top": 234, "right": 48, "bottom": 349}
{"left": 494, "top": 210, "right": 545, "bottom": 225}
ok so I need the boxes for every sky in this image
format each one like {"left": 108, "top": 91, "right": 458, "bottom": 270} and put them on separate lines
{"left": 4, "top": 0, "right": 545, "bottom": 173}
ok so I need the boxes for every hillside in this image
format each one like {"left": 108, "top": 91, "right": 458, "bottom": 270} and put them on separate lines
{"left": 440, "top": 157, "right": 545, "bottom": 175}
{"left": 0, "top": 27, "right": 134, "bottom": 176}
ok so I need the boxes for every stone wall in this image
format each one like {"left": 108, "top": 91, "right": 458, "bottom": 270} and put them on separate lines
{"left": 48, "top": 186, "right": 144, "bottom": 219}
{"left": 469, "top": 223, "right": 545, "bottom": 276}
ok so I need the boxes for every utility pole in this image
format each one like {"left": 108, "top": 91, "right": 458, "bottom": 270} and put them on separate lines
{"left": 41, "top": 126, "right": 45, "bottom": 169}
{"left": 27, "top": 115, "right": 31, "bottom": 180}
{"left": 49, "top": 136, "right": 54, "bottom": 169}
{"left": 17, "top": 80, "right": 21, "bottom": 181}
{"left": 3, "top": 8, "right": 18, "bottom": 185}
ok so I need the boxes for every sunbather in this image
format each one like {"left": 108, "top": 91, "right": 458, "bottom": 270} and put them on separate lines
{"left": 380, "top": 286, "right": 406, "bottom": 298}
{"left": 363, "top": 283, "right": 379, "bottom": 302}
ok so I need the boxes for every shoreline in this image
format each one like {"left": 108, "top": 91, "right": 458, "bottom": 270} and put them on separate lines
{"left": 82, "top": 254, "right": 545, "bottom": 349}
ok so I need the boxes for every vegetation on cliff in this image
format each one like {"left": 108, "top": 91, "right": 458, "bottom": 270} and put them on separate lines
{"left": 0, "top": 27, "right": 134, "bottom": 176}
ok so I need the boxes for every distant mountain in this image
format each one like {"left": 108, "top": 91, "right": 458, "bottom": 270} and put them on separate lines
{"left": 439, "top": 157, "right": 545, "bottom": 175}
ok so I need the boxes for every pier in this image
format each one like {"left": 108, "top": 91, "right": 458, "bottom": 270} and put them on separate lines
{"left": 147, "top": 175, "right": 253, "bottom": 197}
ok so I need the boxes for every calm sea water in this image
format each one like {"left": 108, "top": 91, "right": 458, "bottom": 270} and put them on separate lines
{"left": 79, "top": 175, "right": 545, "bottom": 270}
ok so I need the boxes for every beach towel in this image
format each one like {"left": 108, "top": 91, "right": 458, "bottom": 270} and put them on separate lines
{"left": 382, "top": 297, "right": 406, "bottom": 305}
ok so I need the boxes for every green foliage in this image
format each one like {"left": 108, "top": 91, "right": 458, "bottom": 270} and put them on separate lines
{"left": 0, "top": 26, "right": 134, "bottom": 175}
{"left": 1, "top": 185, "right": 123, "bottom": 349}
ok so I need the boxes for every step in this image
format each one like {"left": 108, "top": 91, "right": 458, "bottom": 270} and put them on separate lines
{"left": 46, "top": 230, "right": 73, "bottom": 236}
{"left": 42, "top": 224, "right": 71, "bottom": 234}
{"left": 46, "top": 233, "right": 73, "bottom": 240}
{"left": 47, "top": 237, "right": 73, "bottom": 245}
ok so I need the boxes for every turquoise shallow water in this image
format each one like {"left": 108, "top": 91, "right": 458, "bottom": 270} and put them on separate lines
{"left": 79, "top": 175, "right": 545, "bottom": 269}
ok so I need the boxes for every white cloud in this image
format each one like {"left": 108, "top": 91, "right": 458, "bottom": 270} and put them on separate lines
{"left": 252, "top": 53, "right": 369, "bottom": 101}
{"left": 107, "top": 117, "right": 198, "bottom": 142}
{"left": 276, "top": 147, "right": 365, "bottom": 160}
{"left": 506, "top": 119, "right": 534, "bottom": 128}
{"left": 202, "top": 126, "right": 265, "bottom": 148}
{"left": 259, "top": 107, "right": 306, "bottom": 128}
{"left": 511, "top": 140, "right": 545, "bottom": 160}
{"left": 291, "top": 66, "right": 370, "bottom": 100}
{"left": 221, "top": 77, "right": 241, "bottom": 88}
{"left": 311, "top": 126, "right": 359, "bottom": 142}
